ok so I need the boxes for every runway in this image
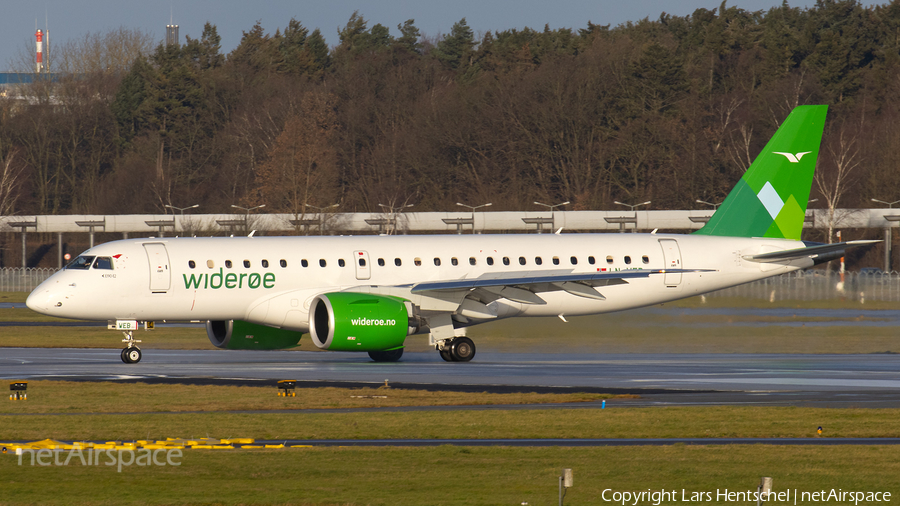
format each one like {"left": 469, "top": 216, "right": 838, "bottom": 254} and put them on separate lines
{"left": 2, "top": 347, "right": 900, "bottom": 406}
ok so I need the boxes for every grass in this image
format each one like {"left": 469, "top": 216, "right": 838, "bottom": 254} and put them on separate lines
{"left": 2, "top": 445, "right": 899, "bottom": 505}
{"left": 2, "top": 382, "right": 899, "bottom": 441}
{"left": 5, "top": 407, "right": 900, "bottom": 442}
{"left": 3, "top": 381, "right": 900, "bottom": 505}
{"left": 4, "top": 290, "right": 899, "bottom": 504}
{"left": 0, "top": 381, "right": 616, "bottom": 415}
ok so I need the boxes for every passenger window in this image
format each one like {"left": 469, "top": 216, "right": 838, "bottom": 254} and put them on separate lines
{"left": 469, "top": 257, "right": 477, "bottom": 266}
{"left": 395, "top": 258, "right": 402, "bottom": 267}
{"left": 359, "top": 258, "right": 366, "bottom": 267}
{"left": 487, "top": 257, "right": 494, "bottom": 266}
{"left": 502, "top": 257, "right": 510, "bottom": 266}
{"left": 301, "top": 259, "right": 309, "bottom": 268}
{"left": 588, "top": 256, "right": 595, "bottom": 265}
{"left": 535, "top": 257, "right": 543, "bottom": 265}
{"left": 606, "top": 256, "right": 614, "bottom": 264}
{"left": 434, "top": 258, "right": 441, "bottom": 266}
{"left": 188, "top": 260, "right": 196, "bottom": 269}
{"left": 519, "top": 256, "right": 526, "bottom": 266}
{"left": 92, "top": 257, "right": 113, "bottom": 270}
{"left": 338, "top": 259, "right": 346, "bottom": 267}
{"left": 642, "top": 255, "right": 650, "bottom": 264}
{"left": 414, "top": 258, "right": 422, "bottom": 266}
{"left": 225, "top": 260, "right": 233, "bottom": 268}
{"left": 67, "top": 256, "right": 95, "bottom": 270}
{"left": 552, "top": 257, "right": 560, "bottom": 265}
{"left": 207, "top": 260, "right": 215, "bottom": 269}
{"left": 378, "top": 258, "right": 385, "bottom": 267}
{"left": 624, "top": 256, "right": 632, "bottom": 265}
{"left": 262, "top": 259, "right": 269, "bottom": 268}
{"left": 570, "top": 256, "right": 578, "bottom": 265}
{"left": 319, "top": 259, "right": 326, "bottom": 267}
{"left": 243, "top": 260, "right": 251, "bottom": 268}
{"left": 451, "top": 257, "right": 459, "bottom": 266}
{"left": 280, "top": 259, "right": 287, "bottom": 268}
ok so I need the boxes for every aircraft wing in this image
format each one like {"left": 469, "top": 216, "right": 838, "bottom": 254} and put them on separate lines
{"left": 742, "top": 240, "right": 879, "bottom": 263}
{"left": 409, "top": 268, "right": 711, "bottom": 303}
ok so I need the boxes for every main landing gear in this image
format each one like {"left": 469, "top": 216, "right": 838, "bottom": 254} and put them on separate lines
{"left": 438, "top": 337, "right": 476, "bottom": 362}
{"left": 120, "top": 330, "right": 142, "bottom": 364}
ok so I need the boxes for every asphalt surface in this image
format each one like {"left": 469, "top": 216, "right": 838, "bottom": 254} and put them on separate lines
{"left": 2, "top": 347, "right": 900, "bottom": 407}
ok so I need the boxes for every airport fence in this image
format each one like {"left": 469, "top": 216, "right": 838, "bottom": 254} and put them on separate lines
{"left": 704, "top": 270, "right": 900, "bottom": 302}
{"left": 1, "top": 268, "right": 899, "bottom": 302}
{"left": 0, "top": 268, "right": 57, "bottom": 292}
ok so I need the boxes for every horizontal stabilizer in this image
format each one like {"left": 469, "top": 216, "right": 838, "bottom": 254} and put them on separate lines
{"left": 742, "top": 240, "right": 879, "bottom": 263}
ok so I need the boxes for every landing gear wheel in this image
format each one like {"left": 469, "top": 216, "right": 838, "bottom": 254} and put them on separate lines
{"left": 367, "top": 348, "right": 404, "bottom": 362}
{"left": 123, "top": 347, "right": 142, "bottom": 364}
{"left": 450, "top": 337, "right": 475, "bottom": 362}
{"left": 120, "top": 349, "right": 129, "bottom": 363}
{"left": 439, "top": 348, "right": 453, "bottom": 362}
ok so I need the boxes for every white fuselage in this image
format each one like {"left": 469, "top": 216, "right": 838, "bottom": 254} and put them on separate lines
{"left": 26, "top": 233, "right": 812, "bottom": 331}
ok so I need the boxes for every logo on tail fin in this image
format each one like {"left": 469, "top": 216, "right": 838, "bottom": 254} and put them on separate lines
{"left": 757, "top": 182, "right": 784, "bottom": 219}
{"left": 693, "top": 105, "right": 828, "bottom": 240}
{"left": 773, "top": 151, "right": 812, "bottom": 163}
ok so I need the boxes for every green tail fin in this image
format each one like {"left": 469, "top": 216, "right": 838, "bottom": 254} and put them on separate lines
{"left": 694, "top": 105, "right": 828, "bottom": 240}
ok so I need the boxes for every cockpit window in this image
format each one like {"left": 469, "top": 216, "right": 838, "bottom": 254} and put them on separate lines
{"left": 92, "top": 257, "right": 114, "bottom": 270}
{"left": 66, "top": 255, "right": 95, "bottom": 270}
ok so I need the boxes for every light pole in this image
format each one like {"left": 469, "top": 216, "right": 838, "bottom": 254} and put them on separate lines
{"left": 871, "top": 198, "right": 900, "bottom": 209}
{"left": 872, "top": 198, "right": 900, "bottom": 273}
{"left": 164, "top": 204, "right": 199, "bottom": 234}
{"left": 456, "top": 202, "right": 492, "bottom": 234}
{"left": 305, "top": 203, "right": 339, "bottom": 235}
{"left": 534, "top": 201, "right": 570, "bottom": 232}
{"left": 695, "top": 199, "right": 720, "bottom": 210}
{"left": 231, "top": 204, "right": 265, "bottom": 234}
{"left": 378, "top": 203, "right": 414, "bottom": 235}
{"left": 231, "top": 204, "right": 266, "bottom": 215}
{"left": 613, "top": 200, "right": 651, "bottom": 233}
{"left": 614, "top": 200, "right": 651, "bottom": 212}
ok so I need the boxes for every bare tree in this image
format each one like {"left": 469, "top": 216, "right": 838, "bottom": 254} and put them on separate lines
{"left": 814, "top": 122, "right": 863, "bottom": 244}
{"left": 52, "top": 27, "right": 156, "bottom": 75}
{"left": 252, "top": 92, "right": 340, "bottom": 224}
{"left": 0, "top": 150, "right": 24, "bottom": 217}
{"left": 9, "top": 27, "right": 155, "bottom": 75}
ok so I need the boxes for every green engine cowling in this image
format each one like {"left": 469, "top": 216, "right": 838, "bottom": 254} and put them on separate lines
{"left": 309, "top": 292, "right": 417, "bottom": 351}
{"left": 206, "top": 320, "right": 302, "bottom": 350}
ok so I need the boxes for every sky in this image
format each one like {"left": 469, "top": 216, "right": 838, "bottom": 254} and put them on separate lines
{"left": 0, "top": 0, "right": 884, "bottom": 71}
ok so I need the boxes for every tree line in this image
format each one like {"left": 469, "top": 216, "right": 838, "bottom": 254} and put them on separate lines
{"left": 3, "top": 0, "right": 900, "bottom": 240}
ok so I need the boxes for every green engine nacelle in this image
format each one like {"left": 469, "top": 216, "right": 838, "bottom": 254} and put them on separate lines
{"left": 206, "top": 320, "right": 302, "bottom": 350}
{"left": 309, "top": 292, "right": 416, "bottom": 352}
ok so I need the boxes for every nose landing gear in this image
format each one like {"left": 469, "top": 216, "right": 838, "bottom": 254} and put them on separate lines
{"left": 120, "top": 330, "right": 142, "bottom": 364}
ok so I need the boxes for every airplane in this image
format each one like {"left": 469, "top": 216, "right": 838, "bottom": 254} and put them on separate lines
{"left": 26, "top": 104, "right": 875, "bottom": 364}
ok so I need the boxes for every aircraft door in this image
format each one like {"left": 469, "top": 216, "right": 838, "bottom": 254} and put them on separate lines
{"left": 354, "top": 250, "right": 371, "bottom": 280}
{"left": 658, "top": 239, "right": 682, "bottom": 286}
{"left": 144, "top": 243, "right": 171, "bottom": 292}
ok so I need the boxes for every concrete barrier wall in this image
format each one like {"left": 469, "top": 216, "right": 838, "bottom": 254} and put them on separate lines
{"left": 1, "top": 208, "right": 898, "bottom": 235}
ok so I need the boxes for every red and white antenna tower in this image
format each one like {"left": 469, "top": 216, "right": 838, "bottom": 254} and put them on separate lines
{"left": 35, "top": 29, "right": 43, "bottom": 74}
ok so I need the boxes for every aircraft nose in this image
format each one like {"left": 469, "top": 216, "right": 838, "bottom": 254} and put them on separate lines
{"left": 25, "top": 289, "right": 49, "bottom": 313}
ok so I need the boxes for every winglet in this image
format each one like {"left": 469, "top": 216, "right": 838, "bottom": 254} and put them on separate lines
{"left": 694, "top": 105, "right": 828, "bottom": 240}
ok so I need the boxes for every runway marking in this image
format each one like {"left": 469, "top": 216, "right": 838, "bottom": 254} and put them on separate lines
{"left": 642, "top": 378, "right": 900, "bottom": 389}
